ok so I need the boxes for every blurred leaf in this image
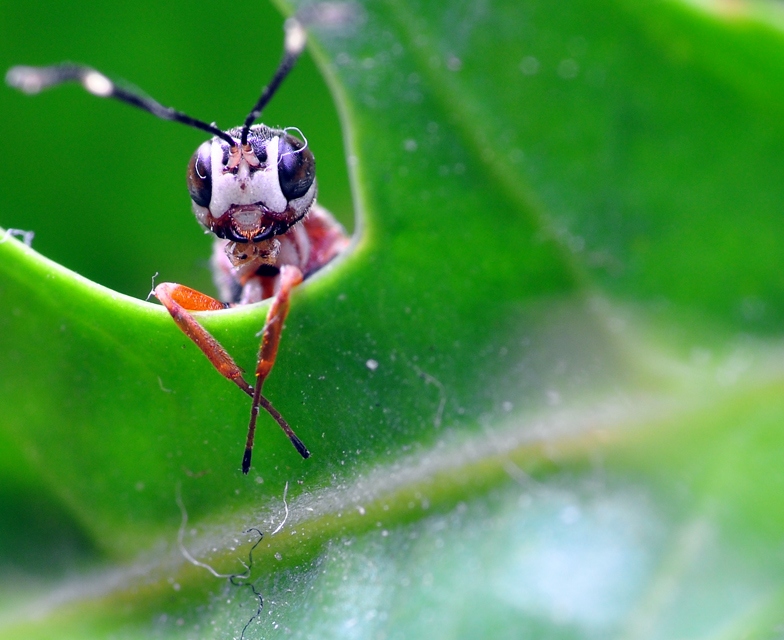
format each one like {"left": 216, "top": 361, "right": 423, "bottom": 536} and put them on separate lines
{"left": 1, "top": 0, "right": 784, "bottom": 638}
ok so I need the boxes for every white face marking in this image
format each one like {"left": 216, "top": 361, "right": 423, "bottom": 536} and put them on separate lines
{"left": 208, "top": 135, "right": 287, "bottom": 217}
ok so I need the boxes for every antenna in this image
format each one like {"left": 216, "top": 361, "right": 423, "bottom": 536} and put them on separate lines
{"left": 5, "top": 63, "right": 237, "bottom": 146}
{"left": 7, "top": 18, "right": 307, "bottom": 149}
{"left": 239, "top": 17, "right": 307, "bottom": 145}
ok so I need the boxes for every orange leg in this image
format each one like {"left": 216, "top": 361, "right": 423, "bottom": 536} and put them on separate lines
{"left": 153, "top": 268, "right": 309, "bottom": 474}
{"left": 154, "top": 283, "right": 251, "bottom": 395}
{"left": 244, "top": 265, "right": 309, "bottom": 473}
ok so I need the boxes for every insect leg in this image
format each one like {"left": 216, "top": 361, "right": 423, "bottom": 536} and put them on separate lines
{"left": 153, "top": 283, "right": 253, "bottom": 395}
{"left": 243, "top": 265, "right": 310, "bottom": 474}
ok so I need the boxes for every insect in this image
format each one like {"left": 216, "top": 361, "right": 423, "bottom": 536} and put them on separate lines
{"left": 6, "top": 17, "right": 349, "bottom": 474}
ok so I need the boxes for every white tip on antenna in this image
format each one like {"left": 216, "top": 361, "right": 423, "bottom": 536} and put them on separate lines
{"left": 6, "top": 66, "right": 46, "bottom": 94}
{"left": 284, "top": 18, "right": 307, "bottom": 56}
{"left": 82, "top": 70, "right": 113, "bottom": 97}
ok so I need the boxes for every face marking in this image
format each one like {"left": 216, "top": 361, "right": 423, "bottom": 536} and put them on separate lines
{"left": 189, "top": 125, "right": 317, "bottom": 244}
{"left": 211, "top": 135, "right": 286, "bottom": 216}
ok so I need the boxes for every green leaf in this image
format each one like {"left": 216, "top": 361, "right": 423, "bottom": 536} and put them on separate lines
{"left": 2, "top": 0, "right": 784, "bottom": 637}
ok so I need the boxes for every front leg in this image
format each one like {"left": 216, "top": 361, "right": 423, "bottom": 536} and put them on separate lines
{"left": 153, "top": 283, "right": 252, "bottom": 395}
{"left": 153, "top": 276, "right": 309, "bottom": 473}
{"left": 244, "top": 265, "right": 309, "bottom": 474}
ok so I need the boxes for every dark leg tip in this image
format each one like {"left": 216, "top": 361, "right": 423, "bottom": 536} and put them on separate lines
{"left": 242, "top": 448, "right": 252, "bottom": 474}
{"left": 291, "top": 436, "right": 311, "bottom": 459}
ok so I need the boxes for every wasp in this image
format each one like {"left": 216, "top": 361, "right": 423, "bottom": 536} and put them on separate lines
{"left": 6, "top": 17, "right": 349, "bottom": 474}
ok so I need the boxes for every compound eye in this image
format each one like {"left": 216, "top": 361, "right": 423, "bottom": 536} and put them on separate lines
{"left": 278, "top": 134, "right": 315, "bottom": 201}
{"left": 187, "top": 141, "right": 212, "bottom": 208}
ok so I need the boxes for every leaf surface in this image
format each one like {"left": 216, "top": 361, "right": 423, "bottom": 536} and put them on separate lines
{"left": 1, "top": 0, "right": 784, "bottom": 637}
